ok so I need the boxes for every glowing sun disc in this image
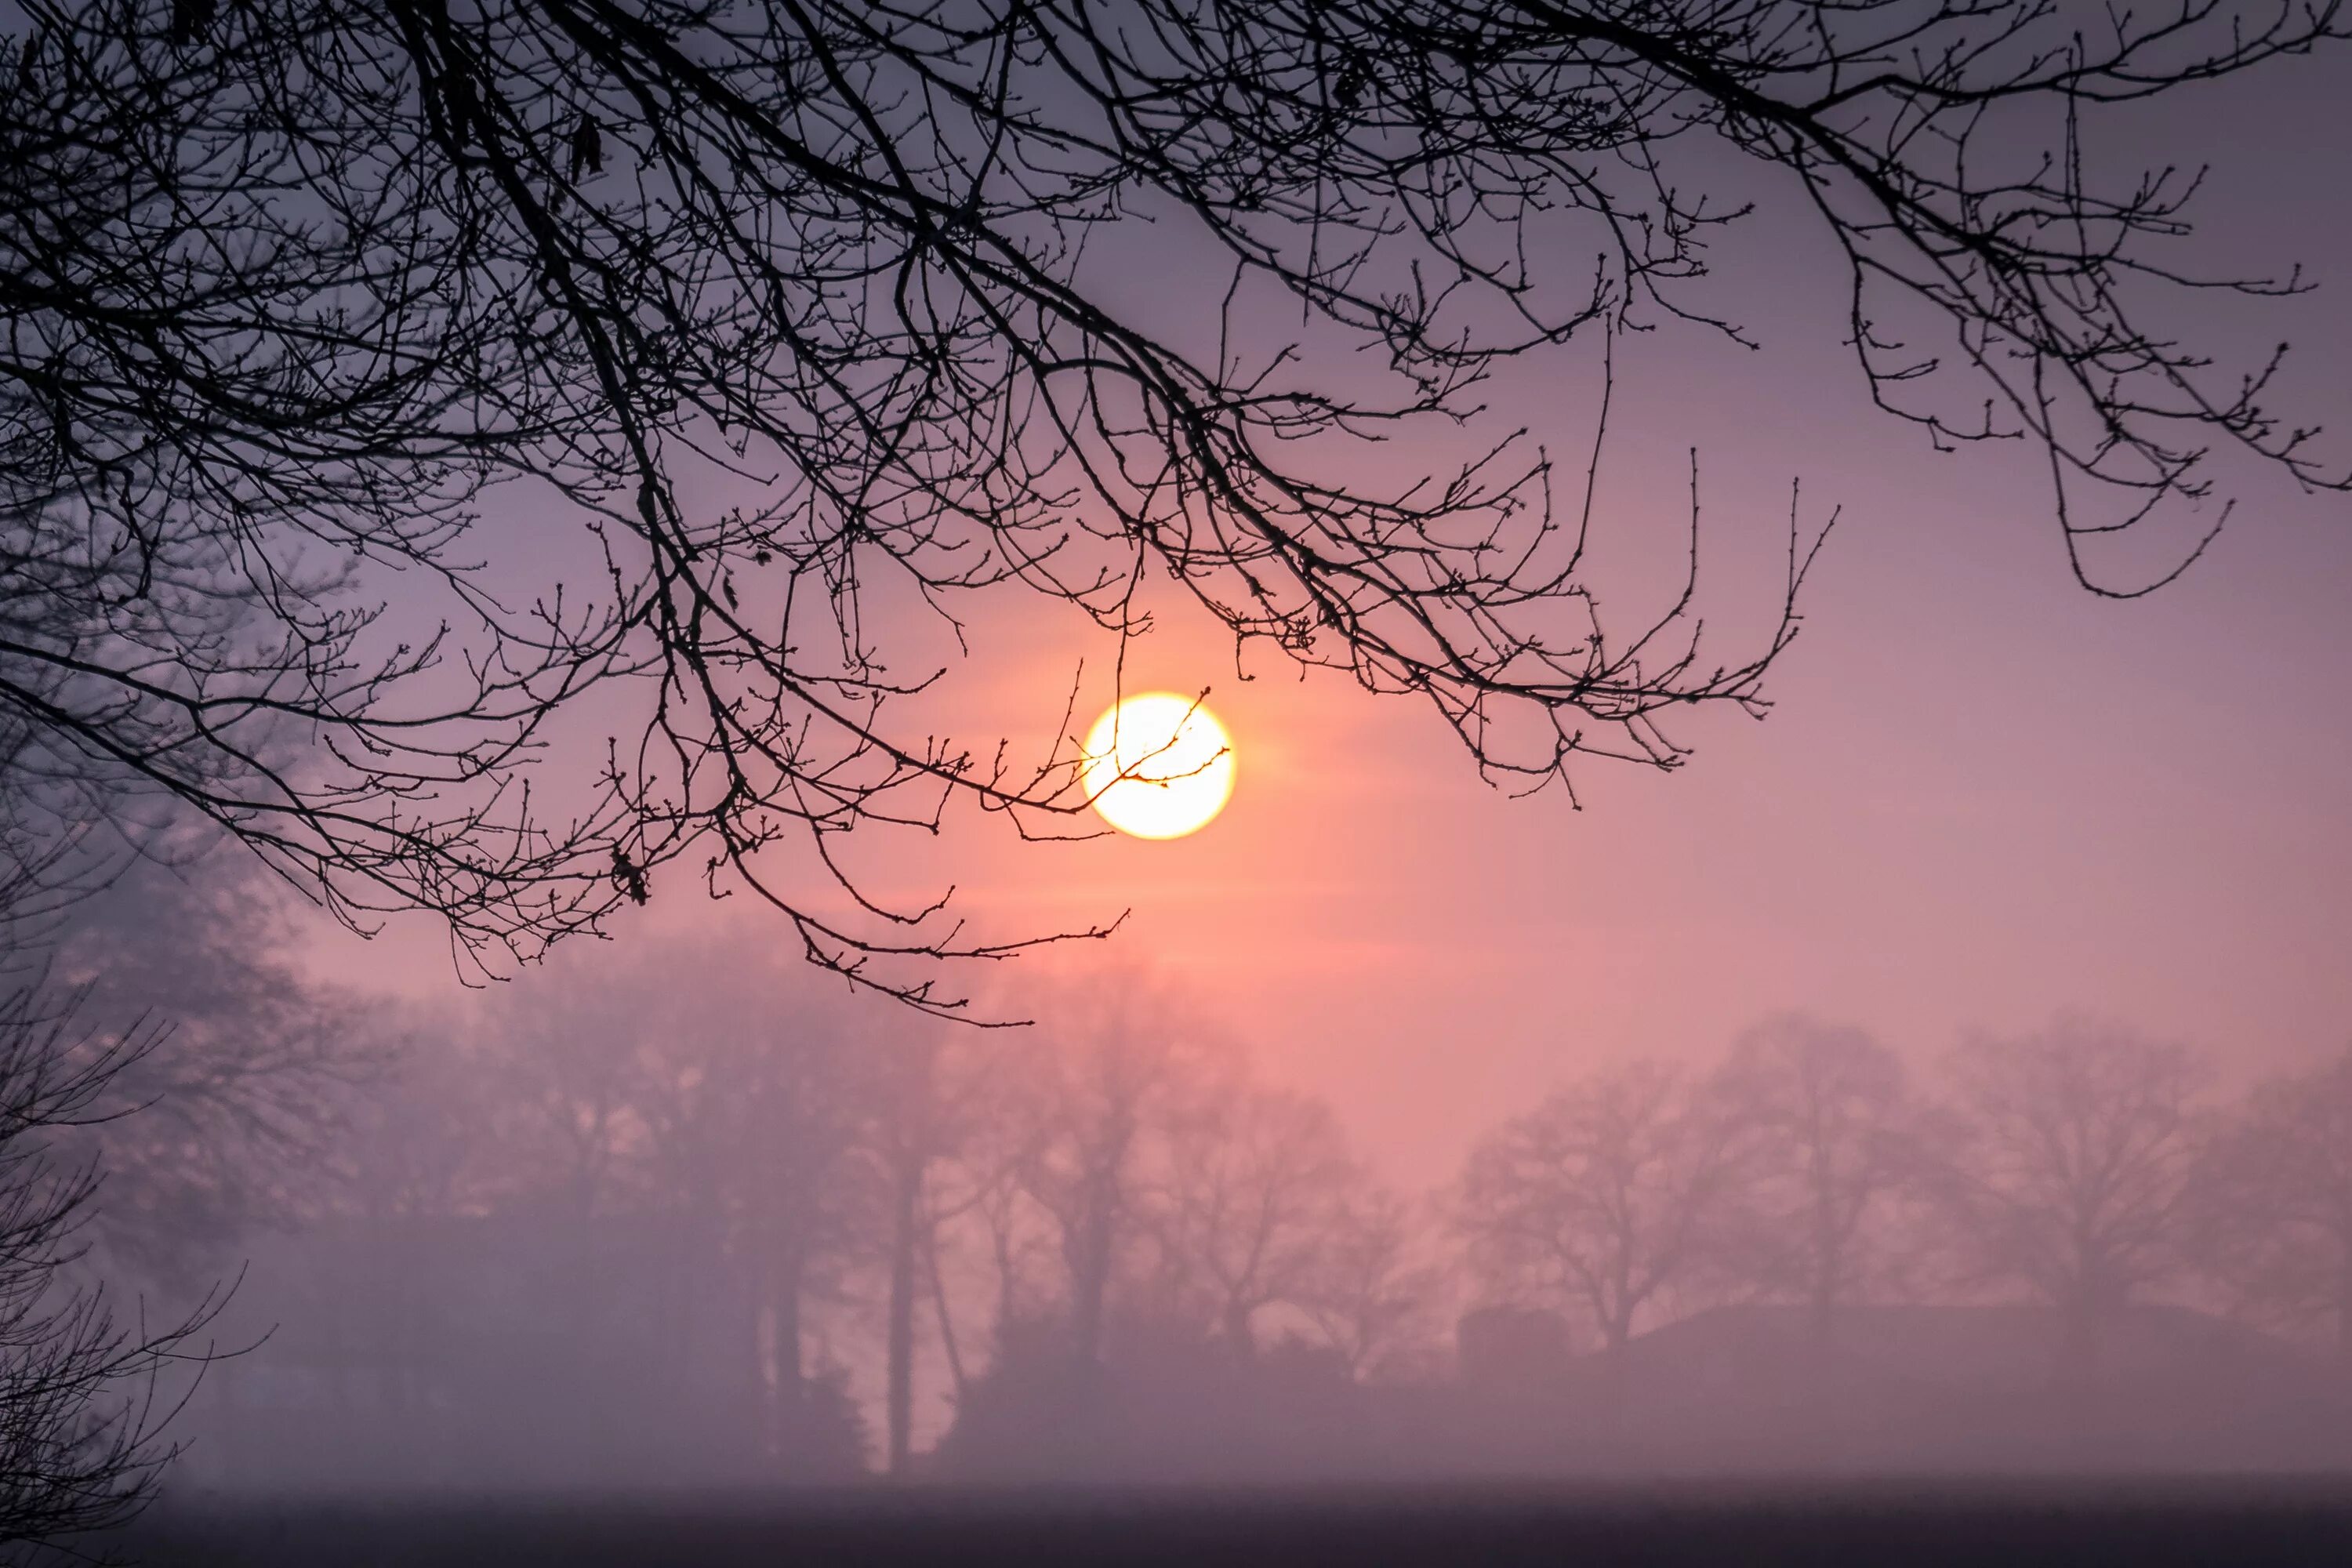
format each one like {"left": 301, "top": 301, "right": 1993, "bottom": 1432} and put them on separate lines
{"left": 1081, "top": 695, "right": 1236, "bottom": 840}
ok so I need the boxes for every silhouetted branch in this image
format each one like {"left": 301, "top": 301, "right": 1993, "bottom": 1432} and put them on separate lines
{"left": 4, "top": 0, "right": 2338, "bottom": 1008}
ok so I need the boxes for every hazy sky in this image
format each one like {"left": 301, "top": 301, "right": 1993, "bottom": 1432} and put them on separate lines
{"left": 305, "top": 54, "right": 2352, "bottom": 1193}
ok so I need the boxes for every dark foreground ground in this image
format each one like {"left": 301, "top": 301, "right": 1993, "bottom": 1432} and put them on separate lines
{"left": 100, "top": 1478, "right": 2352, "bottom": 1567}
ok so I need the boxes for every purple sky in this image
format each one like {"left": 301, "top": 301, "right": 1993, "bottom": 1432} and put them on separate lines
{"left": 307, "top": 54, "right": 2352, "bottom": 1193}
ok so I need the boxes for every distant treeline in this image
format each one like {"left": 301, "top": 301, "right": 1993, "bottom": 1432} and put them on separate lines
{"left": 51, "top": 871, "right": 2352, "bottom": 1484}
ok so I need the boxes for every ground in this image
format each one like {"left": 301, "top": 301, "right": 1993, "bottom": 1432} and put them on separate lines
{"left": 105, "top": 1478, "right": 2352, "bottom": 1566}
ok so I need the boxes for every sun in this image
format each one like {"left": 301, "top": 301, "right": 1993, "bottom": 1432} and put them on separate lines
{"left": 1080, "top": 694, "right": 1236, "bottom": 840}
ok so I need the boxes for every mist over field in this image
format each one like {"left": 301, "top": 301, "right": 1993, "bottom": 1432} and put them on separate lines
{"left": 7, "top": 0, "right": 2352, "bottom": 1563}
{"left": 54, "top": 856, "right": 2352, "bottom": 1509}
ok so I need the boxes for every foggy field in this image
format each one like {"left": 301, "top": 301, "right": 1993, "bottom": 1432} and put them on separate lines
{"left": 7, "top": 1, "right": 2352, "bottom": 1563}
{"left": 106, "top": 1479, "right": 2352, "bottom": 1566}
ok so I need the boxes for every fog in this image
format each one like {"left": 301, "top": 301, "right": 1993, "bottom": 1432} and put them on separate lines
{"left": 8, "top": 0, "right": 2352, "bottom": 1559}
{"left": 38, "top": 855, "right": 2345, "bottom": 1504}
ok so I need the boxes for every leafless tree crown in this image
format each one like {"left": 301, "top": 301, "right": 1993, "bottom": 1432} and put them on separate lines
{"left": 3, "top": 0, "right": 2342, "bottom": 1000}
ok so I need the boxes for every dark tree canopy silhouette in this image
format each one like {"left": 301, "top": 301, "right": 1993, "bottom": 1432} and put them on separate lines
{"left": 106, "top": 960, "right": 2352, "bottom": 1490}
{"left": 1151, "top": 1084, "right": 1358, "bottom": 1359}
{"left": 1923, "top": 1017, "right": 2205, "bottom": 1364}
{"left": 0, "top": 981, "right": 227, "bottom": 1553}
{"left": 1455, "top": 1060, "right": 1750, "bottom": 1359}
{"left": 0, "top": 728, "right": 355, "bottom": 1557}
{"left": 1711, "top": 1014, "right": 1922, "bottom": 1336}
{"left": 48, "top": 862, "right": 376, "bottom": 1290}
{"left": 3, "top": 0, "right": 2346, "bottom": 1003}
{"left": 2187, "top": 1050, "right": 2352, "bottom": 1361}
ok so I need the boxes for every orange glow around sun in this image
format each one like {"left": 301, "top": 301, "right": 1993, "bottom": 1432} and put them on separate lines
{"left": 1080, "top": 694, "right": 1236, "bottom": 840}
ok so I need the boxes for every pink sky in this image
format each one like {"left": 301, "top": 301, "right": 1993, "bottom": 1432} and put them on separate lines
{"left": 305, "top": 58, "right": 2352, "bottom": 1194}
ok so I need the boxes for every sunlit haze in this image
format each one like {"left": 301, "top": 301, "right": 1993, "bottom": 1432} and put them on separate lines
{"left": 12, "top": 5, "right": 2352, "bottom": 1561}
{"left": 1080, "top": 695, "right": 1238, "bottom": 840}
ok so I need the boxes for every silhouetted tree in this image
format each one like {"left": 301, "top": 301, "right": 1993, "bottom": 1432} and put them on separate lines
{"left": 1924, "top": 1016, "right": 2208, "bottom": 1373}
{"left": 1012, "top": 972, "right": 1233, "bottom": 1376}
{"left": 865, "top": 1033, "right": 945, "bottom": 1477}
{"left": 0, "top": 984, "right": 224, "bottom": 1555}
{"left": 728, "top": 1021, "right": 873, "bottom": 1465}
{"left": 1300, "top": 1185, "right": 1447, "bottom": 1381}
{"left": 1149, "top": 1083, "right": 1357, "bottom": 1358}
{"left": 470, "top": 967, "right": 645, "bottom": 1221}
{"left": 495, "top": 932, "right": 872, "bottom": 1468}
{"left": 0, "top": 773, "right": 322, "bottom": 1543}
{"left": 855, "top": 1021, "right": 1022, "bottom": 1474}
{"left": 1457, "top": 1060, "right": 1751, "bottom": 1363}
{"left": 9, "top": 0, "right": 2341, "bottom": 1001}
{"left": 300, "top": 932, "right": 877, "bottom": 1480}
{"left": 2185, "top": 1049, "right": 2352, "bottom": 1363}
{"left": 47, "top": 861, "right": 375, "bottom": 1287}
{"left": 333, "top": 1013, "right": 481, "bottom": 1227}
{"left": 1711, "top": 1014, "right": 1923, "bottom": 1338}
{"left": 916, "top": 1046, "right": 1053, "bottom": 1414}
